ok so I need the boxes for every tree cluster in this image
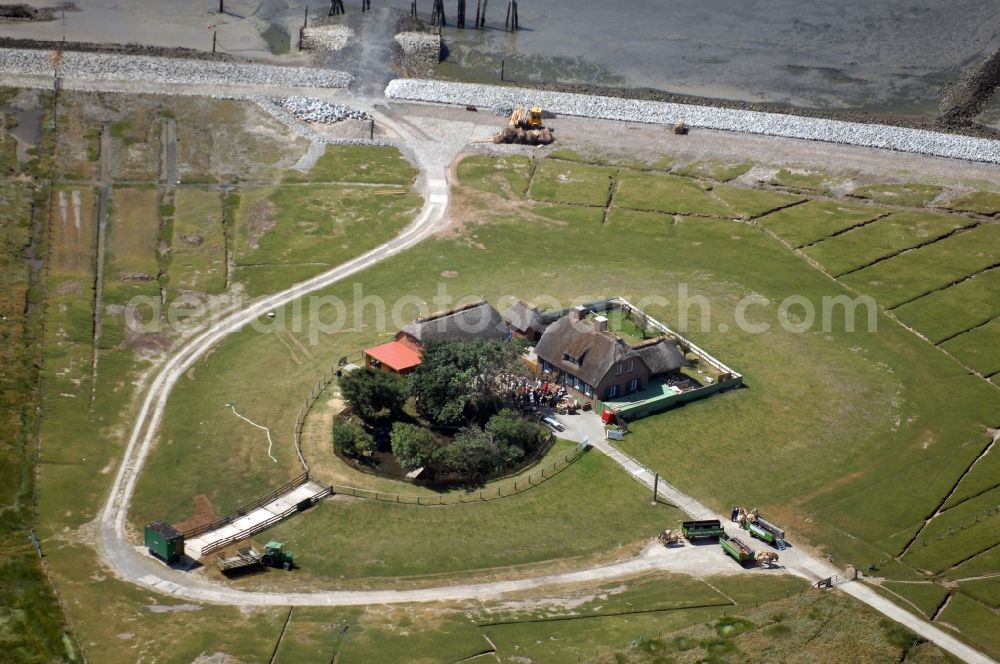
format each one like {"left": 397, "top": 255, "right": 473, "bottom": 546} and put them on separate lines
{"left": 334, "top": 339, "right": 547, "bottom": 482}
{"left": 390, "top": 409, "right": 548, "bottom": 483}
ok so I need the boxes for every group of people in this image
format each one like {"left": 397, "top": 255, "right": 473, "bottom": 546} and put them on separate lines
{"left": 498, "top": 373, "right": 570, "bottom": 412}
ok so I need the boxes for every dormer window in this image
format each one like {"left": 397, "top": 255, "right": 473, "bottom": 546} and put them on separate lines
{"left": 563, "top": 352, "right": 579, "bottom": 366}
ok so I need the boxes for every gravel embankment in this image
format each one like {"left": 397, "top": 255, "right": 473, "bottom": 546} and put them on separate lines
{"left": 274, "top": 96, "right": 370, "bottom": 123}
{"left": 386, "top": 79, "right": 1000, "bottom": 164}
{"left": 300, "top": 25, "right": 353, "bottom": 51}
{"left": 257, "top": 99, "right": 392, "bottom": 147}
{"left": 0, "top": 47, "right": 352, "bottom": 88}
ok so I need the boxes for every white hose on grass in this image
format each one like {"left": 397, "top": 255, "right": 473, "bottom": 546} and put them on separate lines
{"left": 227, "top": 403, "right": 278, "bottom": 464}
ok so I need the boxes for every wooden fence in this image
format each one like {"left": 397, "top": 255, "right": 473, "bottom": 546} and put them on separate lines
{"left": 292, "top": 364, "right": 341, "bottom": 472}
{"left": 199, "top": 484, "right": 333, "bottom": 556}
{"left": 180, "top": 471, "right": 310, "bottom": 539}
{"left": 326, "top": 443, "right": 589, "bottom": 506}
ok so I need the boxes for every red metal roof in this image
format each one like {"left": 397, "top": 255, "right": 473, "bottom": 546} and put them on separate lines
{"left": 364, "top": 340, "right": 422, "bottom": 371}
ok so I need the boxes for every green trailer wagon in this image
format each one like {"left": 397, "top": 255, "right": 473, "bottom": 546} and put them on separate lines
{"left": 720, "top": 535, "right": 755, "bottom": 565}
{"left": 681, "top": 519, "right": 725, "bottom": 540}
{"left": 743, "top": 516, "right": 785, "bottom": 547}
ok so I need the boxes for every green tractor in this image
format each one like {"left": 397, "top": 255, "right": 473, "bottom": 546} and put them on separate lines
{"left": 261, "top": 541, "right": 294, "bottom": 570}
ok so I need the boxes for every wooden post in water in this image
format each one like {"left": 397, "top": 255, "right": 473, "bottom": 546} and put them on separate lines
{"left": 329, "top": 0, "right": 345, "bottom": 16}
{"left": 431, "top": 0, "right": 446, "bottom": 25}
{"left": 478, "top": 0, "right": 487, "bottom": 27}
{"left": 362, "top": 0, "right": 371, "bottom": 11}
{"left": 457, "top": 0, "right": 466, "bottom": 27}
{"left": 505, "top": 0, "right": 518, "bottom": 30}
{"left": 474, "top": 0, "right": 481, "bottom": 27}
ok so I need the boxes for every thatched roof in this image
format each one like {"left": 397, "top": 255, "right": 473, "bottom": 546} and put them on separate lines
{"left": 534, "top": 315, "right": 641, "bottom": 387}
{"left": 634, "top": 338, "right": 686, "bottom": 374}
{"left": 502, "top": 299, "right": 544, "bottom": 334}
{"left": 399, "top": 300, "right": 505, "bottom": 344}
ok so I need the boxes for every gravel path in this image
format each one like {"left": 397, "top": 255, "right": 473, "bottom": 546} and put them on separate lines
{"left": 385, "top": 79, "right": 1000, "bottom": 164}
{"left": 0, "top": 47, "right": 352, "bottom": 88}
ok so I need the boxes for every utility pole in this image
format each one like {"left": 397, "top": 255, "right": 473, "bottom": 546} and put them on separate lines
{"left": 651, "top": 473, "right": 659, "bottom": 505}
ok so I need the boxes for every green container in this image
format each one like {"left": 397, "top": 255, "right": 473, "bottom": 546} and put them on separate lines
{"left": 145, "top": 521, "right": 184, "bottom": 563}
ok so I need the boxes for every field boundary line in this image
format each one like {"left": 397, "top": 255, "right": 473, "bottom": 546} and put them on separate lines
{"left": 899, "top": 431, "right": 1000, "bottom": 558}
{"left": 476, "top": 600, "right": 735, "bottom": 627}
{"left": 936, "top": 314, "right": 1000, "bottom": 345}
{"left": 832, "top": 222, "right": 980, "bottom": 278}
{"left": 794, "top": 211, "right": 891, "bottom": 249}
{"left": 888, "top": 260, "right": 1000, "bottom": 311}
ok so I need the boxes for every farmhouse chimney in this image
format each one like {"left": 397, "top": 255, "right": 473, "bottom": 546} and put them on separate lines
{"left": 594, "top": 315, "right": 608, "bottom": 333}
{"left": 571, "top": 305, "right": 586, "bottom": 321}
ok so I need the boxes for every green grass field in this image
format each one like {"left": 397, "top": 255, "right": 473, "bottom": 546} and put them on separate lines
{"left": 770, "top": 167, "right": 833, "bottom": 193}
{"left": 528, "top": 159, "right": 616, "bottom": 206}
{"left": 893, "top": 268, "right": 1000, "bottom": 343}
{"left": 841, "top": 224, "right": 1000, "bottom": 309}
{"left": 232, "top": 184, "right": 422, "bottom": 296}
{"left": 958, "top": 577, "right": 1000, "bottom": 608}
{"left": 903, "top": 487, "right": 1000, "bottom": 574}
{"left": 259, "top": 451, "right": 677, "bottom": 585}
{"left": 757, "top": 198, "right": 883, "bottom": 247}
{"left": 941, "top": 444, "right": 1000, "bottom": 511}
{"left": 285, "top": 144, "right": 418, "bottom": 185}
{"left": 881, "top": 582, "right": 950, "bottom": 618}
{"left": 940, "top": 318, "right": 1000, "bottom": 376}
{"left": 169, "top": 188, "right": 226, "bottom": 295}
{"left": 851, "top": 182, "right": 944, "bottom": 208}
{"left": 456, "top": 154, "right": 533, "bottom": 198}
{"left": 20, "top": 109, "right": 1000, "bottom": 664}
{"left": 803, "top": 212, "right": 972, "bottom": 276}
{"left": 938, "top": 191, "right": 1000, "bottom": 215}
{"left": 614, "top": 171, "right": 801, "bottom": 218}
{"left": 674, "top": 159, "right": 752, "bottom": 182}
{"left": 938, "top": 594, "right": 1000, "bottom": 658}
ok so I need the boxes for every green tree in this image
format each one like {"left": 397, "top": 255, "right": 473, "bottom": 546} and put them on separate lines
{"left": 409, "top": 339, "right": 525, "bottom": 425}
{"left": 436, "top": 425, "right": 503, "bottom": 482}
{"left": 332, "top": 419, "right": 374, "bottom": 460}
{"left": 390, "top": 422, "right": 438, "bottom": 471}
{"left": 339, "top": 367, "right": 407, "bottom": 421}
{"left": 485, "top": 408, "right": 547, "bottom": 464}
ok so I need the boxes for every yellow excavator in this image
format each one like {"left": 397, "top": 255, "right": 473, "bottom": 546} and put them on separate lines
{"left": 509, "top": 106, "right": 544, "bottom": 130}
{"left": 494, "top": 106, "right": 553, "bottom": 145}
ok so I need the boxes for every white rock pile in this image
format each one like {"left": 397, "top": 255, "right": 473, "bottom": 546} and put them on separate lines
{"left": 274, "top": 96, "right": 370, "bottom": 123}
{"left": 300, "top": 25, "right": 352, "bottom": 51}
{"left": 394, "top": 32, "right": 440, "bottom": 58}
{"left": 386, "top": 79, "right": 1000, "bottom": 164}
{"left": 0, "top": 47, "right": 353, "bottom": 88}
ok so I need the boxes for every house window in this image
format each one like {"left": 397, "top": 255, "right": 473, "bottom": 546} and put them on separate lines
{"left": 605, "top": 384, "right": 619, "bottom": 399}
{"left": 616, "top": 363, "right": 623, "bottom": 375}
{"left": 584, "top": 383, "right": 593, "bottom": 397}
{"left": 627, "top": 360, "right": 635, "bottom": 373}
{"left": 563, "top": 352, "right": 579, "bottom": 366}
{"left": 626, "top": 378, "right": 640, "bottom": 393}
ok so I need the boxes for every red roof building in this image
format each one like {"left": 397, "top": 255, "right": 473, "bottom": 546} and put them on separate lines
{"left": 363, "top": 338, "right": 422, "bottom": 374}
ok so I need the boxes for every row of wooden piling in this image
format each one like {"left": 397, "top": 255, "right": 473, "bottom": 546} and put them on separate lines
{"left": 314, "top": 0, "right": 523, "bottom": 30}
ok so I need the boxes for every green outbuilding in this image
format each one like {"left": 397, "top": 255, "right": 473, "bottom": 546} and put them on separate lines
{"left": 144, "top": 520, "right": 184, "bottom": 563}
